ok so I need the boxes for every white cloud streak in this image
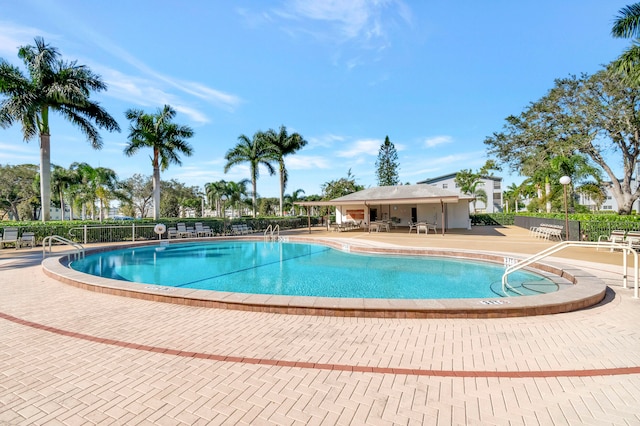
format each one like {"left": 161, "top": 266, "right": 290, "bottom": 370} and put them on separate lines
{"left": 287, "top": 155, "right": 332, "bottom": 169}
{"left": 335, "top": 139, "right": 381, "bottom": 157}
{"left": 273, "top": 0, "right": 411, "bottom": 49}
{"left": 424, "top": 135, "right": 453, "bottom": 148}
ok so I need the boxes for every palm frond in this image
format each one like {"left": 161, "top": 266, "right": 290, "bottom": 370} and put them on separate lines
{"left": 612, "top": 3, "right": 640, "bottom": 38}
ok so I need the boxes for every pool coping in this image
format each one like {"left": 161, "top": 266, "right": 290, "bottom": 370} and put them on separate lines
{"left": 41, "top": 236, "right": 607, "bottom": 318}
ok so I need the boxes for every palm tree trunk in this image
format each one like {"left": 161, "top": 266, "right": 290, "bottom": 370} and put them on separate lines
{"left": 59, "top": 189, "right": 66, "bottom": 221}
{"left": 545, "top": 177, "right": 551, "bottom": 213}
{"left": 252, "top": 178, "right": 257, "bottom": 218}
{"left": 279, "top": 162, "right": 285, "bottom": 217}
{"left": 40, "top": 134, "right": 51, "bottom": 222}
{"left": 153, "top": 166, "right": 161, "bottom": 220}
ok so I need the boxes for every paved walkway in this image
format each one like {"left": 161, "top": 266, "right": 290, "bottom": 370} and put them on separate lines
{"left": 0, "top": 226, "right": 639, "bottom": 425}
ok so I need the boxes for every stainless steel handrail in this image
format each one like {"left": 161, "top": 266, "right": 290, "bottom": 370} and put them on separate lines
{"left": 42, "top": 235, "right": 85, "bottom": 260}
{"left": 502, "top": 241, "right": 638, "bottom": 298}
{"left": 264, "top": 224, "right": 280, "bottom": 241}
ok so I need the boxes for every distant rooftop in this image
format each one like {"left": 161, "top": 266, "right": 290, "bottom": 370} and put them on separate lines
{"left": 417, "top": 172, "right": 502, "bottom": 184}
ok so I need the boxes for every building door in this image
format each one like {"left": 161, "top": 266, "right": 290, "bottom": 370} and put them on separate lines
{"left": 411, "top": 207, "right": 417, "bottom": 223}
{"left": 370, "top": 208, "right": 377, "bottom": 222}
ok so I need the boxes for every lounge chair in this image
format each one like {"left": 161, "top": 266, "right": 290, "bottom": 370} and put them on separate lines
{"left": 167, "top": 227, "right": 178, "bottom": 239}
{"left": 195, "top": 222, "right": 213, "bottom": 237}
{"left": 0, "top": 227, "right": 19, "bottom": 249}
{"left": 231, "top": 224, "right": 251, "bottom": 235}
{"left": 17, "top": 232, "right": 35, "bottom": 249}
{"left": 176, "top": 223, "right": 194, "bottom": 238}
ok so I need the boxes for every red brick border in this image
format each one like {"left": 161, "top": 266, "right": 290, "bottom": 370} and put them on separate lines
{"left": 2, "top": 311, "right": 638, "bottom": 378}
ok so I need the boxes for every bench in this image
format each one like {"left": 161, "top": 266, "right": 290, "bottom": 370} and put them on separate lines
{"left": 597, "top": 230, "right": 640, "bottom": 251}
{"left": 529, "top": 224, "right": 563, "bottom": 240}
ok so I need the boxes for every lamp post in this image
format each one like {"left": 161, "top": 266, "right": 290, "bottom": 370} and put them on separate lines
{"left": 559, "top": 175, "right": 571, "bottom": 240}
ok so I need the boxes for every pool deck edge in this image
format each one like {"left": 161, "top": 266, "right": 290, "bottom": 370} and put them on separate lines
{"left": 41, "top": 237, "right": 607, "bottom": 318}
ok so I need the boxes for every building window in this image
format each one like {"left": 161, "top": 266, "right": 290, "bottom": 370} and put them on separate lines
{"left": 442, "top": 184, "right": 448, "bottom": 189}
{"left": 493, "top": 181, "right": 501, "bottom": 189}
{"left": 493, "top": 193, "right": 501, "bottom": 201}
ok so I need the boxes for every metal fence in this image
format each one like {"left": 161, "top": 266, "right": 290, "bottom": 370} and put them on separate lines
{"left": 68, "top": 224, "right": 159, "bottom": 244}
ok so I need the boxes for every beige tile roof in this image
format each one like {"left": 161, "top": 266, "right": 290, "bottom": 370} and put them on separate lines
{"left": 329, "top": 184, "right": 472, "bottom": 205}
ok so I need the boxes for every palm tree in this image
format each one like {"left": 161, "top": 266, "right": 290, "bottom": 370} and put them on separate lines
{"left": 67, "top": 162, "right": 119, "bottom": 220}
{"left": 503, "top": 183, "right": 523, "bottom": 213}
{"left": 612, "top": 3, "right": 640, "bottom": 38}
{"left": 259, "top": 126, "right": 308, "bottom": 216}
{"left": 0, "top": 37, "right": 121, "bottom": 221}
{"left": 224, "top": 179, "right": 250, "bottom": 218}
{"left": 285, "top": 188, "right": 306, "bottom": 215}
{"left": 51, "top": 165, "right": 79, "bottom": 220}
{"left": 204, "top": 179, "right": 227, "bottom": 217}
{"left": 69, "top": 162, "right": 94, "bottom": 219}
{"left": 612, "top": 3, "right": 640, "bottom": 84}
{"left": 224, "top": 132, "right": 278, "bottom": 218}
{"left": 454, "top": 169, "right": 488, "bottom": 213}
{"left": 92, "top": 167, "right": 119, "bottom": 221}
{"left": 124, "top": 105, "right": 194, "bottom": 220}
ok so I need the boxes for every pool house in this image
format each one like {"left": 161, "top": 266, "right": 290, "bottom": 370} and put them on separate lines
{"left": 297, "top": 184, "right": 474, "bottom": 233}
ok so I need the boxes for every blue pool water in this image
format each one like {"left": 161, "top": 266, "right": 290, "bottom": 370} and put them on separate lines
{"left": 70, "top": 241, "right": 558, "bottom": 299}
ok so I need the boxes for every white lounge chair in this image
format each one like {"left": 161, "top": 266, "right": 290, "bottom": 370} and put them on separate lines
{"left": 17, "top": 232, "right": 35, "bottom": 249}
{"left": 176, "top": 223, "right": 194, "bottom": 238}
{"left": 195, "top": 222, "right": 213, "bottom": 237}
{"left": 0, "top": 227, "right": 19, "bottom": 249}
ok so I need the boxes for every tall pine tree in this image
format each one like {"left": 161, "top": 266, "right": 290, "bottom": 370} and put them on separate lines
{"left": 375, "top": 136, "right": 400, "bottom": 186}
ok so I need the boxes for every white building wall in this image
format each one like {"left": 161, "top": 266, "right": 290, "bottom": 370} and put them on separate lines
{"left": 421, "top": 175, "right": 503, "bottom": 213}
{"left": 336, "top": 201, "right": 470, "bottom": 229}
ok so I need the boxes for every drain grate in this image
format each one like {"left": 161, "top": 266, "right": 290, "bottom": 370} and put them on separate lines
{"left": 479, "top": 300, "right": 511, "bottom": 305}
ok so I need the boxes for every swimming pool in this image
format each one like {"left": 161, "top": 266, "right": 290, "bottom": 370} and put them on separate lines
{"left": 70, "top": 241, "right": 557, "bottom": 299}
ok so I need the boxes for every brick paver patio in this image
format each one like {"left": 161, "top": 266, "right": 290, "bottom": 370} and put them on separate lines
{"left": 0, "top": 226, "right": 639, "bottom": 425}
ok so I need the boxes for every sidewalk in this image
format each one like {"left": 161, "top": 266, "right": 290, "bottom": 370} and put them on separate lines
{"left": 0, "top": 226, "right": 639, "bottom": 425}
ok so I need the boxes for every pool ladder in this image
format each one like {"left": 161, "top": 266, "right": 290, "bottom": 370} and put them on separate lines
{"left": 264, "top": 224, "right": 279, "bottom": 241}
{"left": 42, "top": 235, "right": 85, "bottom": 260}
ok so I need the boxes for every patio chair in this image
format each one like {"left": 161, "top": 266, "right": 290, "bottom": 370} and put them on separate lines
{"left": 167, "top": 227, "right": 178, "bottom": 239}
{"left": 195, "top": 222, "right": 213, "bottom": 237}
{"left": 408, "top": 221, "right": 417, "bottom": 233}
{"left": 176, "top": 223, "right": 194, "bottom": 238}
{"left": 17, "top": 232, "right": 35, "bottom": 249}
{"left": 0, "top": 227, "right": 19, "bottom": 249}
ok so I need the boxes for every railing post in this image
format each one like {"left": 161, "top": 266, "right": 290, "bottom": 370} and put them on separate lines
{"left": 132, "top": 223, "right": 136, "bottom": 242}
{"left": 83, "top": 225, "right": 87, "bottom": 244}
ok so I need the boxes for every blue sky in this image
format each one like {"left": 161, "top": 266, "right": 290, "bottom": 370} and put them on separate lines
{"left": 0, "top": 0, "right": 632, "bottom": 198}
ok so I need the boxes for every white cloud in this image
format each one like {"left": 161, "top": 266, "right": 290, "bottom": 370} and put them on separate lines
{"left": 0, "top": 22, "right": 58, "bottom": 57}
{"left": 424, "top": 135, "right": 453, "bottom": 148}
{"left": 335, "top": 138, "right": 381, "bottom": 157}
{"left": 307, "top": 133, "right": 346, "bottom": 149}
{"left": 0, "top": 142, "right": 38, "bottom": 162}
{"left": 275, "top": 0, "right": 412, "bottom": 49}
{"left": 402, "top": 151, "right": 487, "bottom": 179}
{"left": 287, "top": 155, "right": 331, "bottom": 169}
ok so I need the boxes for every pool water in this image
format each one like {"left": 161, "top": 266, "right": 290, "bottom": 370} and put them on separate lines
{"left": 70, "top": 241, "right": 558, "bottom": 299}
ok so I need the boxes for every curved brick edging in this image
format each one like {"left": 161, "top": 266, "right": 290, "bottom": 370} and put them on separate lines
{"left": 1, "top": 310, "right": 637, "bottom": 378}
{"left": 42, "top": 237, "right": 607, "bottom": 318}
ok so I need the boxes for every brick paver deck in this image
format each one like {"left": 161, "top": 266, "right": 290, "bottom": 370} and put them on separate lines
{"left": 1, "top": 226, "right": 639, "bottom": 425}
